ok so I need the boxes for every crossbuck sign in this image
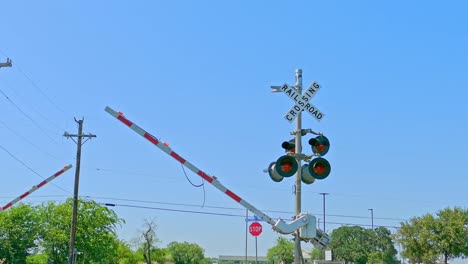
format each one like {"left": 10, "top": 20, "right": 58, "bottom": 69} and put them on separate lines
{"left": 279, "top": 81, "right": 325, "bottom": 123}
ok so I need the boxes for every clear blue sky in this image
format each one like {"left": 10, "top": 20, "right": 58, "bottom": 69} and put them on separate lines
{"left": 1, "top": 1, "right": 467, "bottom": 261}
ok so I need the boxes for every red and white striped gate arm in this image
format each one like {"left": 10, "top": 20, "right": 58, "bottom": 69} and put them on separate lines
{"left": 0, "top": 165, "right": 73, "bottom": 211}
{"left": 105, "top": 106, "right": 278, "bottom": 227}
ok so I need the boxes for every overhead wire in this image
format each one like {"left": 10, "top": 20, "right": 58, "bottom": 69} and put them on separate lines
{"left": 0, "top": 193, "right": 408, "bottom": 228}
{"left": 99, "top": 202, "right": 402, "bottom": 229}
{"left": 0, "top": 118, "right": 63, "bottom": 161}
{"left": 0, "top": 86, "right": 59, "bottom": 143}
{"left": 85, "top": 166, "right": 450, "bottom": 207}
{"left": 82, "top": 195, "right": 407, "bottom": 221}
{"left": 0, "top": 143, "right": 70, "bottom": 194}
{"left": 0, "top": 76, "right": 66, "bottom": 132}
{"left": 0, "top": 49, "right": 68, "bottom": 116}
{"left": 15, "top": 65, "right": 69, "bottom": 116}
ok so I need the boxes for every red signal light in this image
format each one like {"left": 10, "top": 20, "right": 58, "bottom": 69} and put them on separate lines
{"left": 309, "top": 135, "right": 330, "bottom": 156}
{"left": 279, "top": 161, "right": 294, "bottom": 173}
{"left": 307, "top": 157, "right": 331, "bottom": 180}
{"left": 313, "top": 162, "right": 326, "bottom": 175}
{"left": 270, "top": 155, "right": 298, "bottom": 178}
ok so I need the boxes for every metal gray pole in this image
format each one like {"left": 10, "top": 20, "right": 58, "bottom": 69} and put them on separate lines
{"left": 255, "top": 236, "right": 258, "bottom": 264}
{"left": 245, "top": 209, "right": 248, "bottom": 264}
{"left": 65, "top": 119, "right": 96, "bottom": 264}
{"left": 294, "top": 69, "right": 303, "bottom": 264}
{"left": 320, "top": 193, "right": 329, "bottom": 231}
{"left": 369, "top": 208, "right": 374, "bottom": 264}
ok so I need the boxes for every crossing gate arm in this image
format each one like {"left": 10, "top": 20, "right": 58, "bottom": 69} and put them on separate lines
{"left": 104, "top": 106, "right": 312, "bottom": 234}
{"left": 0, "top": 165, "right": 73, "bottom": 211}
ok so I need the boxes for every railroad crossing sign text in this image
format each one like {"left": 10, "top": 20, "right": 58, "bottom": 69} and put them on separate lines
{"left": 280, "top": 82, "right": 325, "bottom": 122}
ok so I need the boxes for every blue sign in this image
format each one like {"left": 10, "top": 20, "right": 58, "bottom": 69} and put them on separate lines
{"left": 245, "top": 216, "right": 264, "bottom": 222}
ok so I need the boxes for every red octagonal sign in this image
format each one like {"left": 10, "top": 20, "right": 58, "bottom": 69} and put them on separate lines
{"left": 249, "top": 222, "right": 262, "bottom": 236}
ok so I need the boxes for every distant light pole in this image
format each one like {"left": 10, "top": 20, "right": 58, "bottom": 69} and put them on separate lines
{"left": 368, "top": 208, "right": 374, "bottom": 229}
{"left": 319, "top": 193, "right": 329, "bottom": 231}
{"left": 368, "top": 208, "right": 374, "bottom": 264}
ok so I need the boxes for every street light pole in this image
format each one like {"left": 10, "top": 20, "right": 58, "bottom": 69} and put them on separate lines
{"left": 368, "top": 208, "right": 374, "bottom": 264}
{"left": 368, "top": 208, "right": 374, "bottom": 229}
{"left": 319, "top": 193, "right": 329, "bottom": 232}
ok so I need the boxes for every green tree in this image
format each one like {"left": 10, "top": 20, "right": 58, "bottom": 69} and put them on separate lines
{"left": 117, "top": 240, "right": 139, "bottom": 264}
{"left": 26, "top": 254, "right": 49, "bottom": 264}
{"left": 434, "top": 207, "right": 468, "bottom": 263}
{"left": 37, "top": 198, "right": 122, "bottom": 264}
{"left": 329, "top": 225, "right": 398, "bottom": 264}
{"left": 373, "top": 227, "right": 399, "bottom": 264}
{"left": 329, "top": 226, "right": 370, "bottom": 264}
{"left": 167, "top": 241, "right": 205, "bottom": 264}
{"left": 266, "top": 237, "right": 294, "bottom": 264}
{"left": 397, "top": 208, "right": 468, "bottom": 264}
{"left": 0, "top": 204, "right": 41, "bottom": 263}
{"left": 310, "top": 248, "right": 324, "bottom": 261}
{"left": 136, "top": 247, "right": 168, "bottom": 264}
{"left": 152, "top": 248, "right": 168, "bottom": 264}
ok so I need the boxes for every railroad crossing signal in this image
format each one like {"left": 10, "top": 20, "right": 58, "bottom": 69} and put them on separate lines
{"left": 302, "top": 135, "right": 331, "bottom": 183}
{"left": 267, "top": 154, "right": 298, "bottom": 182}
{"left": 272, "top": 82, "right": 325, "bottom": 123}
{"left": 309, "top": 135, "right": 330, "bottom": 156}
{"left": 267, "top": 135, "right": 331, "bottom": 184}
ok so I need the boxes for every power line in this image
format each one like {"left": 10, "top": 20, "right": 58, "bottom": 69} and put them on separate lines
{"left": 105, "top": 164, "right": 451, "bottom": 206}
{"left": 102, "top": 203, "right": 246, "bottom": 218}
{"left": 323, "top": 221, "right": 401, "bottom": 229}
{"left": 15, "top": 65, "right": 68, "bottom": 116}
{"left": 0, "top": 143, "right": 70, "bottom": 194}
{"left": 86, "top": 167, "right": 448, "bottom": 207}
{"left": 84, "top": 195, "right": 407, "bottom": 221}
{"left": 0, "top": 118, "right": 63, "bottom": 161}
{"left": 99, "top": 202, "right": 402, "bottom": 229}
{"left": 0, "top": 49, "right": 68, "bottom": 116}
{"left": 0, "top": 86, "right": 59, "bottom": 143}
{"left": 0, "top": 76, "right": 66, "bottom": 132}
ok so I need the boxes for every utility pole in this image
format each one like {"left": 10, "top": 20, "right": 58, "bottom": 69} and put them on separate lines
{"left": 368, "top": 208, "right": 374, "bottom": 264}
{"left": 0, "top": 58, "right": 12, "bottom": 68}
{"left": 64, "top": 118, "right": 96, "bottom": 264}
{"left": 293, "top": 69, "right": 303, "bottom": 264}
{"left": 319, "top": 193, "right": 329, "bottom": 232}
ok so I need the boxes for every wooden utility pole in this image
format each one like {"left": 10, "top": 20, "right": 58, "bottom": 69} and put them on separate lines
{"left": 64, "top": 118, "right": 96, "bottom": 264}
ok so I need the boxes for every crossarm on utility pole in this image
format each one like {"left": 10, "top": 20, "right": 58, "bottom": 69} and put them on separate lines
{"left": 0, "top": 58, "right": 12, "bottom": 68}
{"left": 105, "top": 106, "right": 312, "bottom": 234}
{"left": 0, "top": 165, "right": 72, "bottom": 211}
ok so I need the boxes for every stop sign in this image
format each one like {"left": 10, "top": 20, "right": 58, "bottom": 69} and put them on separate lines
{"left": 249, "top": 222, "right": 262, "bottom": 236}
